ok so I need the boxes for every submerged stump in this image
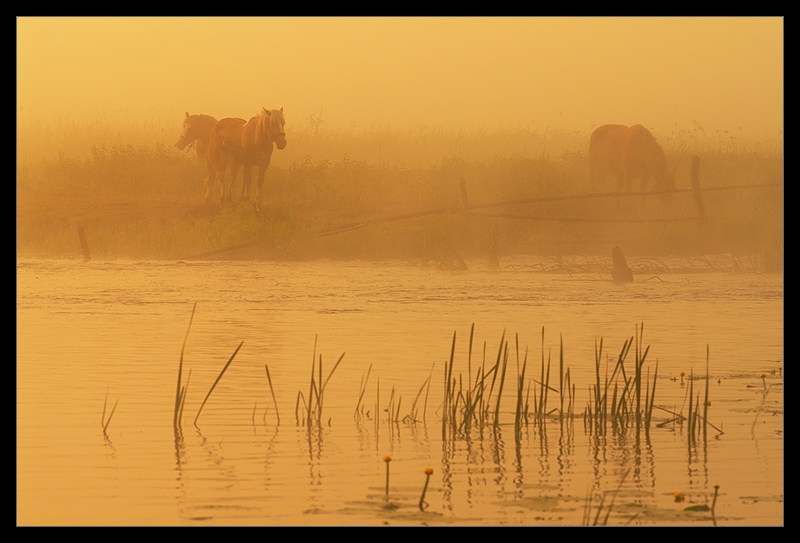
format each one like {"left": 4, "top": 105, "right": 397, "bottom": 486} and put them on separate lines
{"left": 611, "top": 246, "right": 633, "bottom": 282}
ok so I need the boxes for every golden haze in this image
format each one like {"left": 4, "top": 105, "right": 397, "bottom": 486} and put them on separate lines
{"left": 17, "top": 17, "right": 783, "bottom": 138}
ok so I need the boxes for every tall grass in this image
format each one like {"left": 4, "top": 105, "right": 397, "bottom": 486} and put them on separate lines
{"left": 173, "top": 302, "right": 196, "bottom": 434}
{"left": 17, "top": 117, "right": 783, "bottom": 263}
{"left": 585, "top": 323, "right": 659, "bottom": 436}
{"left": 193, "top": 341, "right": 243, "bottom": 427}
{"left": 435, "top": 325, "right": 581, "bottom": 440}
{"left": 295, "top": 335, "right": 346, "bottom": 427}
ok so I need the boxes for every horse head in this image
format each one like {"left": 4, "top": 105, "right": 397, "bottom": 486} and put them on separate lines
{"left": 176, "top": 111, "right": 195, "bottom": 150}
{"left": 255, "top": 107, "right": 287, "bottom": 150}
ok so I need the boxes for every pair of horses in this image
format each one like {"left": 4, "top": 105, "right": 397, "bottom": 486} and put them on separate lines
{"left": 176, "top": 109, "right": 287, "bottom": 204}
{"left": 588, "top": 124, "right": 676, "bottom": 199}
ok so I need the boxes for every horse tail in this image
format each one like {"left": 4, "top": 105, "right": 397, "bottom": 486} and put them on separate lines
{"left": 222, "top": 138, "right": 245, "bottom": 155}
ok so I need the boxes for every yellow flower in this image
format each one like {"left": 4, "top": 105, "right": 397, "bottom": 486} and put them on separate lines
{"left": 424, "top": 467, "right": 434, "bottom": 475}
{"left": 674, "top": 492, "right": 685, "bottom": 503}
{"left": 383, "top": 455, "right": 392, "bottom": 462}
{"left": 760, "top": 373, "right": 766, "bottom": 378}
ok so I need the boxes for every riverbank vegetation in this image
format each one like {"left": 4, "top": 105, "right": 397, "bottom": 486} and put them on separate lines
{"left": 17, "top": 115, "right": 783, "bottom": 269}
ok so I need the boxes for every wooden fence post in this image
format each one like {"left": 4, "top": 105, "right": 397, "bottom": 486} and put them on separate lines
{"left": 77, "top": 226, "right": 91, "bottom": 262}
{"left": 690, "top": 155, "right": 708, "bottom": 226}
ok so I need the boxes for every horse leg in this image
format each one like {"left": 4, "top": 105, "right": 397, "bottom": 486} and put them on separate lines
{"left": 203, "top": 173, "right": 212, "bottom": 203}
{"left": 204, "top": 161, "right": 217, "bottom": 204}
{"left": 255, "top": 163, "right": 268, "bottom": 203}
{"left": 242, "top": 163, "right": 252, "bottom": 201}
{"left": 218, "top": 161, "right": 226, "bottom": 204}
{"left": 229, "top": 164, "right": 241, "bottom": 204}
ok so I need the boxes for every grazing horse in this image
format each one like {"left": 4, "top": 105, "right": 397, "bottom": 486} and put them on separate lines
{"left": 175, "top": 112, "right": 217, "bottom": 159}
{"left": 589, "top": 124, "right": 676, "bottom": 201}
{"left": 241, "top": 108, "right": 287, "bottom": 203}
{"left": 205, "top": 117, "right": 247, "bottom": 203}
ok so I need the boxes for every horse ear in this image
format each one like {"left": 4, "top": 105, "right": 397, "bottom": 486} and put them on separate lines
{"left": 185, "top": 111, "right": 190, "bottom": 118}
{"left": 280, "top": 107, "right": 284, "bottom": 113}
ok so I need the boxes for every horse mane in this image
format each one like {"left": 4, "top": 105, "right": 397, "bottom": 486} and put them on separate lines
{"left": 254, "top": 109, "right": 270, "bottom": 148}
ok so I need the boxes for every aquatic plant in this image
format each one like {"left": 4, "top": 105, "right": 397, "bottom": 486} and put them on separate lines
{"left": 354, "top": 363, "right": 373, "bottom": 420}
{"left": 295, "top": 335, "right": 345, "bottom": 427}
{"left": 419, "top": 467, "right": 434, "bottom": 511}
{"left": 193, "top": 341, "right": 243, "bottom": 427}
{"left": 752, "top": 370, "right": 775, "bottom": 435}
{"left": 101, "top": 387, "right": 119, "bottom": 435}
{"left": 383, "top": 455, "right": 392, "bottom": 499}
{"left": 585, "top": 323, "right": 660, "bottom": 436}
{"left": 173, "top": 302, "right": 196, "bottom": 434}
{"left": 264, "top": 364, "right": 280, "bottom": 425}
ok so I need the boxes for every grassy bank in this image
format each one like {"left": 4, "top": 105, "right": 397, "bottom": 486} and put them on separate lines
{"left": 16, "top": 118, "right": 783, "bottom": 268}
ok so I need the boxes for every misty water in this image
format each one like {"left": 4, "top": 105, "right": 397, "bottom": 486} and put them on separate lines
{"left": 17, "top": 257, "right": 783, "bottom": 526}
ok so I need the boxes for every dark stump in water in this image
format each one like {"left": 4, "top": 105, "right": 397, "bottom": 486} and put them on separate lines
{"left": 611, "top": 246, "right": 633, "bottom": 282}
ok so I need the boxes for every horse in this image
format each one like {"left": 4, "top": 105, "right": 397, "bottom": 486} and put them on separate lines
{"left": 588, "top": 124, "right": 676, "bottom": 202}
{"left": 240, "top": 108, "right": 287, "bottom": 203}
{"left": 204, "top": 117, "right": 247, "bottom": 203}
{"left": 175, "top": 112, "right": 217, "bottom": 159}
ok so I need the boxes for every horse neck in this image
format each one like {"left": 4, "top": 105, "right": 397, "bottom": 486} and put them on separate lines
{"left": 254, "top": 116, "right": 277, "bottom": 148}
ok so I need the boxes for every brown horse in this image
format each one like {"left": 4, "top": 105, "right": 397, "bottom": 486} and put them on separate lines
{"left": 241, "top": 108, "right": 287, "bottom": 203}
{"left": 589, "top": 124, "right": 676, "bottom": 200}
{"left": 175, "top": 112, "right": 217, "bottom": 159}
{"left": 204, "top": 117, "right": 247, "bottom": 203}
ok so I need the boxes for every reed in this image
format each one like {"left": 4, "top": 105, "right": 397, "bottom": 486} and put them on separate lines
{"left": 586, "top": 324, "right": 660, "bottom": 436}
{"left": 684, "top": 349, "right": 721, "bottom": 444}
{"left": 532, "top": 327, "right": 557, "bottom": 420}
{"left": 354, "top": 363, "right": 373, "bottom": 419}
{"left": 178, "top": 369, "right": 191, "bottom": 427}
{"left": 441, "top": 331, "right": 457, "bottom": 440}
{"left": 193, "top": 341, "right": 243, "bottom": 427}
{"left": 407, "top": 375, "right": 432, "bottom": 423}
{"left": 299, "top": 336, "right": 346, "bottom": 427}
{"left": 559, "top": 333, "right": 564, "bottom": 417}
{"left": 513, "top": 333, "right": 528, "bottom": 436}
{"left": 101, "top": 387, "right": 119, "bottom": 434}
{"left": 702, "top": 346, "right": 710, "bottom": 440}
{"left": 264, "top": 364, "right": 280, "bottom": 425}
{"left": 173, "top": 302, "right": 196, "bottom": 434}
{"left": 385, "top": 385, "right": 401, "bottom": 423}
{"left": 493, "top": 340, "right": 510, "bottom": 426}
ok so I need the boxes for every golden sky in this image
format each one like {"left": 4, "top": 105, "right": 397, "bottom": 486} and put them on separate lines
{"left": 17, "top": 17, "right": 783, "bottom": 136}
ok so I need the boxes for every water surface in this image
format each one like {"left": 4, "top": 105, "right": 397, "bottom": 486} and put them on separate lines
{"left": 17, "top": 257, "right": 783, "bottom": 525}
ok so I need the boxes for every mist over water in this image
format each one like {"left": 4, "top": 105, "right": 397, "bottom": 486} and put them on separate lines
{"left": 17, "top": 17, "right": 783, "bottom": 526}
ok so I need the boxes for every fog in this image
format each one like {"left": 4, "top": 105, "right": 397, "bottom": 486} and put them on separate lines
{"left": 17, "top": 17, "right": 783, "bottom": 138}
